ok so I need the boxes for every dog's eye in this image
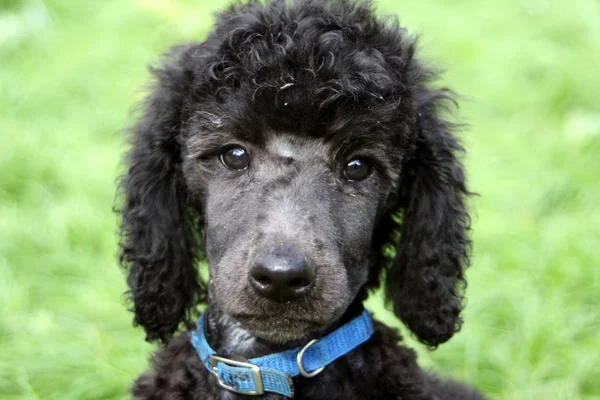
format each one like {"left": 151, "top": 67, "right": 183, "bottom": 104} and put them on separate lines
{"left": 343, "top": 159, "right": 371, "bottom": 181}
{"left": 220, "top": 147, "right": 250, "bottom": 170}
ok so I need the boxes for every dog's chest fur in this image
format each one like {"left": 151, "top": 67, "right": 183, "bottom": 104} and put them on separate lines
{"left": 131, "top": 321, "right": 436, "bottom": 400}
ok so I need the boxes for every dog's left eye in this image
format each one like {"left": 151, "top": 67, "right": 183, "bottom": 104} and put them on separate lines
{"left": 344, "top": 159, "right": 371, "bottom": 181}
{"left": 220, "top": 147, "right": 250, "bottom": 170}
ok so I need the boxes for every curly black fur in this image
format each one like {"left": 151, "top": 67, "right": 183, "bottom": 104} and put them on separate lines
{"left": 131, "top": 321, "right": 484, "bottom": 400}
{"left": 118, "top": 0, "right": 481, "bottom": 398}
{"left": 386, "top": 84, "right": 471, "bottom": 348}
{"left": 118, "top": 43, "right": 208, "bottom": 343}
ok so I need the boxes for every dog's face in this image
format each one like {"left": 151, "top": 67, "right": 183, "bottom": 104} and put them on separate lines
{"left": 119, "top": 0, "right": 470, "bottom": 348}
{"left": 183, "top": 125, "right": 403, "bottom": 341}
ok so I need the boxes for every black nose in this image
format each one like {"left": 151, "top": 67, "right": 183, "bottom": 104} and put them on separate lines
{"left": 250, "top": 245, "right": 314, "bottom": 302}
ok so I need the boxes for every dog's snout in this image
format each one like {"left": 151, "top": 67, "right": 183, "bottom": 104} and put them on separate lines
{"left": 250, "top": 245, "right": 314, "bottom": 302}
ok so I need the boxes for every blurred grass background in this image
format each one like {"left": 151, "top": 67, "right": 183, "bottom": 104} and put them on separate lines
{"left": 1, "top": 0, "right": 599, "bottom": 399}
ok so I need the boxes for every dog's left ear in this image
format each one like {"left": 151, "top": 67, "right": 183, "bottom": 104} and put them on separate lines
{"left": 118, "top": 44, "right": 206, "bottom": 343}
{"left": 384, "top": 76, "right": 471, "bottom": 348}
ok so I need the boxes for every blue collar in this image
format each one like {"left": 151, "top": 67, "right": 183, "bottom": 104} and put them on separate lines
{"left": 190, "top": 309, "right": 374, "bottom": 397}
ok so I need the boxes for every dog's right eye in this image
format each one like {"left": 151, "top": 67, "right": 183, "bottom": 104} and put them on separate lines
{"left": 343, "top": 159, "right": 371, "bottom": 181}
{"left": 220, "top": 147, "right": 250, "bottom": 170}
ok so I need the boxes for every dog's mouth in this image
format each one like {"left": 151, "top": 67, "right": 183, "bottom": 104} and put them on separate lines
{"left": 231, "top": 313, "right": 328, "bottom": 343}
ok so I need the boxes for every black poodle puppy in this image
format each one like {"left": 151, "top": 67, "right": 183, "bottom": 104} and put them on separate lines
{"left": 118, "top": 0, "right": 484, "bottom": 399}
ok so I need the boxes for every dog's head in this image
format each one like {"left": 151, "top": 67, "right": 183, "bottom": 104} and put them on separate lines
{"left": 119, "top": 0, "right": 470, "bottom": 348}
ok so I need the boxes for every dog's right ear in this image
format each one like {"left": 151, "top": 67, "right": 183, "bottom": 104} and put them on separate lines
{"left": 118, "top": 44, "right": 206, "bottom": 343}
{"left": 383, "top": 79, "right": 471, "bottom": 348}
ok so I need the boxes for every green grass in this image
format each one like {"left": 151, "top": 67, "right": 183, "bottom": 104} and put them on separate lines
{"left": 1, "top": 0, "right": 599, "bottom": 399}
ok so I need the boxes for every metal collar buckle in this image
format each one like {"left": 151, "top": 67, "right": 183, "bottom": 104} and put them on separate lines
{"left": 296, "top": 339, "right": 325, "bottom": 378}
{"left": 209, "top": 354, "right": 264, "bottom": 395}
